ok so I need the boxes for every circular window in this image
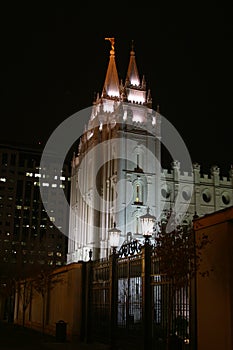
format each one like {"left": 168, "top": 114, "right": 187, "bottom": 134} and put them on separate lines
{"left": 182, "top": 190, "right": 191, "bottom": 201}
{"left": 181, "top": 186, "right": 192, "bottom": 201}
{"left": 161, "top": 188, "right": 170, "bottom": 199}
{"left": 222, "top": 192, "right": 230, "bottom": 205}
{"left": 202, "top": 189, "right": 211, "bottom": 203}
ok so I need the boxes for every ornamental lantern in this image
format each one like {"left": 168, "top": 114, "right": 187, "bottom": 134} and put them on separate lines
{"left": 108, "top": 222, "right": 121, "bottom": 253}
{"left": 140, "top": 207, "right": 156, "bottom": 242}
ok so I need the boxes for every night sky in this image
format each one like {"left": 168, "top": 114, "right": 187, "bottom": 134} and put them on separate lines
{"left": 0, "top": 3, "right": 233, "bottom": 175}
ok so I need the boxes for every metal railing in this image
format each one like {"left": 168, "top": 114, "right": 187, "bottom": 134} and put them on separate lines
{"left": 85, "top": 240, "right": 191, "bottom": 350}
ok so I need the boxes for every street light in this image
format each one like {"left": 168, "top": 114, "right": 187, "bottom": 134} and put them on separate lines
{"left": 108, "top": 222, "right": 121, "bottom": 254}
{"left": 140, "top": 207, "right": 156, "bottom": 243}
{"left": 140, "top": 207, "right": 156, "bottom": 348}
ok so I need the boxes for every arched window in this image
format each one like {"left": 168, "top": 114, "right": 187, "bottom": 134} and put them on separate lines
{"left": 134, "top": 182, "right": 143, "bottom": 205}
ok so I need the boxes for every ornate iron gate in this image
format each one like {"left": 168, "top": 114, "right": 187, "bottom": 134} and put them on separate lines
{"left": 87, "top": 240, "right": 191, "bottom": 349}
{"left": 90, "top": 258, "right": 111, "bottom": 343}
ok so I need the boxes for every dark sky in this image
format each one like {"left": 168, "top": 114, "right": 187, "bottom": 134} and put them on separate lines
{"left": 0, "top": 3, "right": 233, "bottom": 175}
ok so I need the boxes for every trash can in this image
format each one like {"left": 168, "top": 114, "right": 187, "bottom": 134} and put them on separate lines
{"left": 55, "top": 320, "right": 67, "bottom": 342}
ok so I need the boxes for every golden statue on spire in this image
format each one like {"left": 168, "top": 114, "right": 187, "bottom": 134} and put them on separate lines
{"left": 105, "top": 37, "right": 115, "bottom": 51}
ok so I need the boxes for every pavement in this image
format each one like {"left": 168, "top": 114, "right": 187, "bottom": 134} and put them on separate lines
{"left": 0, "top": 322, "right": 111, "bottom": 350}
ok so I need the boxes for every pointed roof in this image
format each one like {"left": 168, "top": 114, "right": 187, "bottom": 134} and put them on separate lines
{"left": 125, "top": 41, "right": 140, "bottom": 86}
{"left": 102, "top": 38, "right": 120, "bottom": 98}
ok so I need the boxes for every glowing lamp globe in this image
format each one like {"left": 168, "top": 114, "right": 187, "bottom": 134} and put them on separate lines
{"left": 140, "top": 207, "right": 156, "bottom": 240}
{"left": 108, "top": 222, "right": 121, "bottom": 251}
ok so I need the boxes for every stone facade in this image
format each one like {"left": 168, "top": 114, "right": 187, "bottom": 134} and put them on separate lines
{"left": 67, "top": 40, "right": 233, "bottom": 262}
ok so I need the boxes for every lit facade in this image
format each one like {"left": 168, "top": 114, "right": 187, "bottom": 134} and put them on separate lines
{"left": 0, "top": 144, "right": 70, "bottom": 278}
{"left": 67, "top": 39, "right": 233, "bottom": 262}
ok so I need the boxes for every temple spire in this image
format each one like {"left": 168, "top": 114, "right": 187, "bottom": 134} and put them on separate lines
{"left": 125, "top": 41, "right": 147, "bottom": 105}
{"left": 125, "top": 40, "right": 140, "bottom": 86}
{"left": 102, "top": 37, "right": 120, "bottom": 98}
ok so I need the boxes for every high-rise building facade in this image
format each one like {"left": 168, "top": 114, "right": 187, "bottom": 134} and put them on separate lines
{"left": 67, "top": 39, "right": 233, "bottom": 262}
{"left": 0, "top": 143, "right": 70, "bottom": 278}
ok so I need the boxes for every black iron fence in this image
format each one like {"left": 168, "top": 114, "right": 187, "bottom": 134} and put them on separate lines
{"left": 85, "top": 240, "right": 192, "bottom": 350}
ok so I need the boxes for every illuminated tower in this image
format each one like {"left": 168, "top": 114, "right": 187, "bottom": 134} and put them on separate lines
{"left": 67, "top": 38, "right": 233, "bottom": 263}
{"left": 67, "top": 39, "right": 161, "bottom": 262}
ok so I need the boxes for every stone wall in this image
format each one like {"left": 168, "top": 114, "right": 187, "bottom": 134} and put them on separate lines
{"left": 14, "top": 262, "right": 85, "bottom": 342}
{"left": 193, "top": 206, "right": 233, "bottom": 350}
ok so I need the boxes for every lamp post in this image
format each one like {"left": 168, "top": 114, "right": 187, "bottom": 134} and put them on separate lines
{"left": 140, "top": 206, "right": 156, "bottom": 243}
{"left": 108, "top": 222, "right": 121, "bottom": 254}
{"left": 108, "top": 222, "right": 121, "bottom": 348}
{"left": 140, "top": 207, "right": 155, "bottom": 349}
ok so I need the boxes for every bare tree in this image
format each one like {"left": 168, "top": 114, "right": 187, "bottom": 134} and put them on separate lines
{"left": 17, "top": 279, "right": 33, "bottom": 327}
{"left": 154, "top": 213, "right": 212, "bottom": 350}
{"left": 0, "top": 277, "right": 16, "bottom": 322}
{"left": 33, "top": 268, "right": 63, "bottom": 334}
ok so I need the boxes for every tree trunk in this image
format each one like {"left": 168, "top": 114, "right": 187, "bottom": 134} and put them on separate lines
{"left": 42, "top": 294, "right": 46, "bottom": 335}
{"left": 22, "top": 284, "right": 26, "bottom": 327}
{"left": 22, "top": 306, "right": 26, "bottom": 327}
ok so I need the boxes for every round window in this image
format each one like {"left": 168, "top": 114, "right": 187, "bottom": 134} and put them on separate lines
{"left": 222, "top": 192, "right": 230, "bottom": 205}
{"left": 161, "top": 188, "right": 170, "bottom": 199}
{"left": 182, "top": 190, "right": 191, "bottom": 201}
{"left": 202, "top": 189, "right": 211, "bottom": 203}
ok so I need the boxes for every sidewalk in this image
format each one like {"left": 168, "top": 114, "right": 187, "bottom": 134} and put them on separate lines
{"left": 0, "top": 322, "right": 111, "bottom": 350}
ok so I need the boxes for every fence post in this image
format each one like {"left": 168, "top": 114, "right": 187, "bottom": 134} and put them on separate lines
{"left": 109, "top": 250, "right": 118, "bottom": 349}
{"left": 142, "top": 239, "right": 152, "bottom": 350}
{"left": 83, "top": 256, "right": 93, "bottom": 343}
